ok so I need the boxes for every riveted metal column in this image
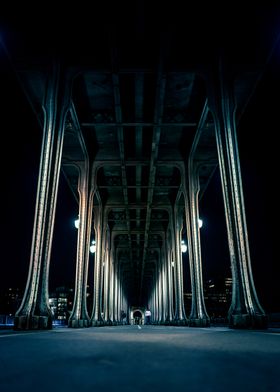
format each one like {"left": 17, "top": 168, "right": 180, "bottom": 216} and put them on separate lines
{"left": 96, "top": 215, "right": 107, "bottom": 325}
{"left": 68, "top": 163, "right": 91, "bottom": 328}
{"left": 109, "top": 260, "right": 115, "bottom": 324}
{"left": 167, "top": 230, "right": 175, "bottom": 323}
{"left": 152, "top": 274, "right": 157, "bottom": 323}
{"left": 169, "top": 210, "right": 179, "bottom": 324}
{"left": 117, "top": 262, "right": 121, "bottom": 324}
{"left": 208, "top": 63, "right": 267, "bottom": 329}
{"left": 99, "top": 239, "right": 106, "bottom": 324}
{"left": 111, "top": 245, "right": 117, "bottom": 325}
{"left": 162, "top": 252, "right": 167, "bottom": 323}
{"left": 152, "top": 269, "right": 158, "bottom": 323}
{"left": 109, "top": 239, "right": 115, "bottom": 325}
{"left": 170, "top": 250, "right": 176, "bottom": 324}
{"left": 91, "top": 206, "right": 103, "bottom": 326}
{"left": 103, "top": 229, "right": 111, "bottom": 325}
{"left": 113, "top": 256, "right": 120, "bottom": 324}
{"left": 14, "top": 64, "right": 71, "bottom": 330}
{"left": 173, "top": 206, "right": 188, "bottom": 325}
{"left": 161, "top": 243, "right": 168, "bottom": 323}
{"left": 187, "top": 167, "right": 210, "bottom": 327}
{"left": 158, "top": 253, "right": 164, "bottom": 324}
{"left": 150, "top": 289, "right": 153, "bottom": 323}
{"left": 155, "top": 262, "right": 160, "bottom": 323}
{"left": 160, "top": 248, "right": 167, "bottom": 324}
{"left": 158, "top": 260, "right": 163, "bottom": 323}
{"left": 165, "top": 231, "right": 173, "bottom": 323}
{"left": 113, "top": 257, "right": 119, "bottom": 324}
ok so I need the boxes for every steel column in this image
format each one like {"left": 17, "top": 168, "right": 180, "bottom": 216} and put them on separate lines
{"left": 187, "top": 168, "right": 210, "bottom": 327}
{"left": 14, "top": 64, "right": 71, "bottom": 330}
{"left": 208, "top": 64, "right": 267, "bottom": 329}
{"left": 68, "top": 163, "right": 91, "bottom": 327}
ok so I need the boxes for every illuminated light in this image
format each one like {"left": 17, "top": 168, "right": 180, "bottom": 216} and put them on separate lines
{"left": 181, "top": 240, "right": 187, "bottom": 253}
{"left": 90, "top": 240, "right": 96, "bottom": 253}
{"left": 181, "top": 244, "right": 187, "bottom": 253}
{"left": 198, "top": 218, "right": 203, "bottom": 228}
{"left": 74, "top": 219, "right": 79, "bottom": 229}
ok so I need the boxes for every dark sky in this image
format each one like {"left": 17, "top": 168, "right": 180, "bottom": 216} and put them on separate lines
{"left": 0, "top": 21, "right": 279, "bottom": 313}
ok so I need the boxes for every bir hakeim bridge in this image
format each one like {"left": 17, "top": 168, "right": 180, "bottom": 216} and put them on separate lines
{"left": 1, "top": 15, "right": 277, "bottom": 331}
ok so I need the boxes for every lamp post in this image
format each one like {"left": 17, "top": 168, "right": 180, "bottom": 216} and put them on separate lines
{"left": 90, "top": 240, "right": 96, "bottom": 254}
{"left": 74, "top": 218, "right": 96, "bottom": 254}
{"left": 181, "top": 240, "right": 187, "bottom": 253}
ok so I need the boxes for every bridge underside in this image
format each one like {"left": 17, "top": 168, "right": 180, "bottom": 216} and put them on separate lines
{"left": 1, "top": 8, "right": 277, "bottom": 330}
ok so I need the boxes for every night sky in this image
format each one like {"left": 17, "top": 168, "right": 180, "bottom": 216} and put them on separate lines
{"left": 0, "top": 17, "right": 279, "bottom": 314}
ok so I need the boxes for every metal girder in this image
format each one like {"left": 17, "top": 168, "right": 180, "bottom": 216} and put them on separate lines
{"left": 82, "top": 122, "right": 197, "bottom": 127}
{"left": 139, "top": 63, "right": 167, "bottom": 296}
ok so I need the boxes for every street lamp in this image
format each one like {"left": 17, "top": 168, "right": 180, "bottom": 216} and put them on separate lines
{"left": 181, "top": 240, "right": 187, "bottom": 253}
{"left": 198, "top": 218, "right": 203, "bottom": 228}
{"left": 74, "top": 218, "right": 79, "bottom": 229}
{"left": 90, "top": 240, "right": 96, "bottom": 254}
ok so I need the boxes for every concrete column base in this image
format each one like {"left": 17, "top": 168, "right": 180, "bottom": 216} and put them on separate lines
{"left": 68, "top": 319, "right": 90, "bottom": 328}
{"left": 173, "top": 319, "right": 188, "bottom": 326}
{"left": 229, "top": 313, "right": 268, "bottom": 329}
{"left": 91, "top": 320, "right": 105, "bottom": 327}
{"left": 102, "top": 320, "right": 113, "bottom": 326}
{"left": 14, "top": 315, "right": 52, "bottom": 330}
{"left": 189, "top": 318, "right": 210, "bottom": 327}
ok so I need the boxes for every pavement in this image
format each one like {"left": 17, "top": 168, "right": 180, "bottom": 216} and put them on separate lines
{"left": 0, "top": 325, "right": 279, "bottom": 392}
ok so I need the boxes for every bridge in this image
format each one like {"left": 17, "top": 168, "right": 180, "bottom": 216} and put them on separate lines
{"left": 1, "top": 7, "right": 279, "bottom": 332}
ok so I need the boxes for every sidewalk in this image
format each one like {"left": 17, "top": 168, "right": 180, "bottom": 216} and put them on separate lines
{"left": 0, "top": 325, "right": 279, "bottom": 391}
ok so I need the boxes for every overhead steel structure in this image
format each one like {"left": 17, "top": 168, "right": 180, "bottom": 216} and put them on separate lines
{"left": 2, "top": 9, "right": 278, "bottom": 330}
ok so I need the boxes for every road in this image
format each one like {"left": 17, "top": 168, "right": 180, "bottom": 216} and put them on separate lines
{"left": 0, "top": 325, "right": 279, "bottom": 391}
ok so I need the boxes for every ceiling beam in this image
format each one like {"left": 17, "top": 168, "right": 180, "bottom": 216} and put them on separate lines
{"left": 110, "top": 38, "right": 134, "bottom": 276}
{"left": 140, "top": 61, "right": 167, "bottom": 297}
{"left": 135, "top": 73, "right": 145, "bottom": 266}
{"left": 82, "top": 122, "right": 197, "bottom": 127}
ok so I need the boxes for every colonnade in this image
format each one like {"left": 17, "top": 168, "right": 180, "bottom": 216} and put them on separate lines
{"left": 14, "top": 62, "right": 267, "bottom": 330}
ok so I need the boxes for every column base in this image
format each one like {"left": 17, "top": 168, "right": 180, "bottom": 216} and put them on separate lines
{"left": 68, "top": 319, "right": 90, "bottom": 328}
{"left": 91, "top": 319, "right": 105, "bottom": 327}
{"left": 189, "top": 317, "right": 210, "bottom": 327}
{"left": 103, "top": 320, "right": 113, "bottom": 326}
{"left": 229, "top": 313, "right": 268, "bottom": 329}
{"left": 173, "top": 318, "right": 188, "bottom": 326}
{"left": 14, "top": 314, "right": 52, "bottom": 330}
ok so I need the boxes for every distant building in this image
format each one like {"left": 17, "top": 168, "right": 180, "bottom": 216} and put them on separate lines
{"left": 184, "top": 277, "right": 232, "bottom": 321}
{"left": 48, "top": 285, "right": 92, "bottom": 323}
{"left": 0, "top": 287, "right": 23, "bottom": 315}
{"left": 49, "top": 286, "right": 74, "bottom": 322}
{"left": 204, "top": 277, "right": 232, "bottom": 319}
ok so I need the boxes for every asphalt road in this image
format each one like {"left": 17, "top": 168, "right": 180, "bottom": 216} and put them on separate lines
{"left": 0, "top": 325, "right": 279, "bottom": 391}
